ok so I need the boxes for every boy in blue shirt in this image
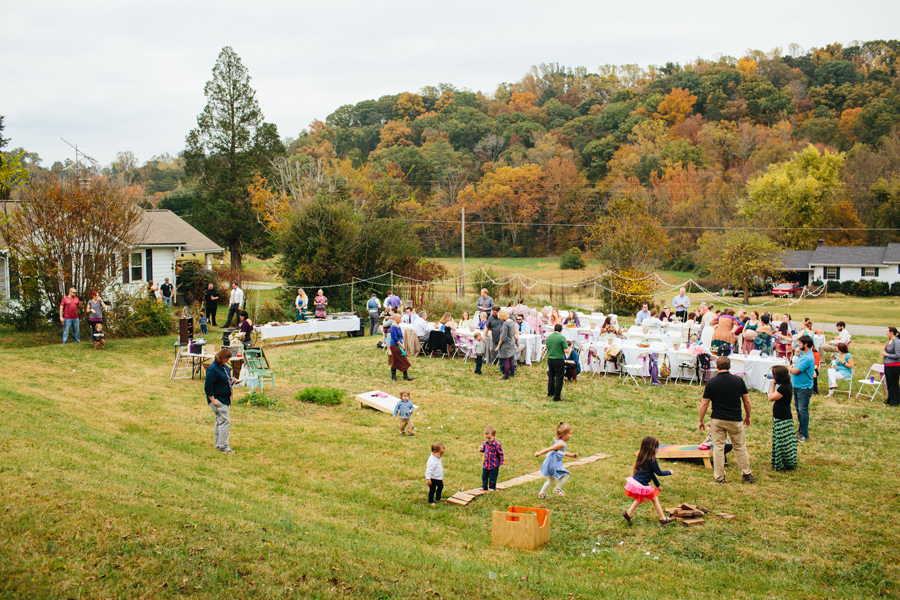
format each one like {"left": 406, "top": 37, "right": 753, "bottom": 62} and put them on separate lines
{"left": 199, "top": 312, "right": 208, "bottom": 335}
{"left": 790, "top": 335, "right": 816, "bottom": 442}
{"left": 392, "top": 391, "right": 415, "bottom": 436}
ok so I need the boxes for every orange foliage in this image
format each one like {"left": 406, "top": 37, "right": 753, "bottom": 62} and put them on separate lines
{"left": 654, "top": 88, "right": 698, "bottom": 125}
{"left": 376, "top": 121, "right": 415, "bottom": 150}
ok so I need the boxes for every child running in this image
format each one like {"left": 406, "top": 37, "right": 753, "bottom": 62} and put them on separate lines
{"left": 479, "top": 426, "right": 504, "bottom": 491}
{"left": 623, "top": 436, "right": 676, "bottom": 526}
{"left": 425, "top": 442, "right": 445, "bottom": 506}
{"left": 534, "top": 422, "right": 578, "bottom": 498}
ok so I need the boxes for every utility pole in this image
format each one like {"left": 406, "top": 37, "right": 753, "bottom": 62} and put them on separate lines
{"left": 460, "top": 206, "right": 466, "bottom": 299}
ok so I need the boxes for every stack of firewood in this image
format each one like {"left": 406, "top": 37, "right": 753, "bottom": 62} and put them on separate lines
{"left": 665, "top": 503, "right": 708, "bottom": 526}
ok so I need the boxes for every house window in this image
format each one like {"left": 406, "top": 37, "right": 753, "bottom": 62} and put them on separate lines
{"left": 825, "top": 267, "right": 838, "bottom": 280}
{"left": 130, "top": 252, "right": 143, "bottom": 282}
{"left": 863, "top": 267, "right": 878, "bottom": 277}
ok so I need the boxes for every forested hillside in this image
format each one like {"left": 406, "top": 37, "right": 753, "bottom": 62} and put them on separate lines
{"left": 270, "top": 40, "right": 900, "bottom": 263}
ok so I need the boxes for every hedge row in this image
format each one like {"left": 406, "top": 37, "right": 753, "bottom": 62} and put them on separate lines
{"left": 813, "top": 279, "right": 900, "bottom": 297}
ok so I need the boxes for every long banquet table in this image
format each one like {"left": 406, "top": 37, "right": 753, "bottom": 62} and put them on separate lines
{"left": 255, "top": 317, "right": 361, "bottom": 345}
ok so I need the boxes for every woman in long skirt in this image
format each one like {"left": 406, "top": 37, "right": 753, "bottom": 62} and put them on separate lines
{"left": 768, "top": 365, "right": 797, "bottom": 471}
{"left": 388, "top": 314, "right": 415, "bottom": 381}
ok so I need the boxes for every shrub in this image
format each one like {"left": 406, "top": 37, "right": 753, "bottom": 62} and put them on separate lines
{"left": 892, "top": 282, "right": 900, "bottom": 297}
{"left": 255, "top": 300, "right": 288, "bottom": 324}
{"left": 0, "top": 295, "right": 52, "bottom": 332}
{"left": 598, "top": 270, "right": 654, "bottom": 315}
{"left": 176, "top": 261, "right": 218, "bottom": 305}
{"left": 295, "top": 386, "right": 344, "bottom": 406}
{"left": 236, "top": 389, "right": 280, "bottom": 410}
{"left": 559, "top": 247, "right": 586, "bottom": 270}
{"left": 104, "top": 287, "right": 177, "bottom": 338}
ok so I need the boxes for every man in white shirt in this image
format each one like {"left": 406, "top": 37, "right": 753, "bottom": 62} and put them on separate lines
{"left": 641, "top": 309, "right": 663, "bottom": 329}
{"left": 673, "top": 288, "right": 690, "bottom": 322}
{"left": 820, "top": 321, "right": 851, "bottom": 353}
{"left": 635, "top": 303, "right": 651, "bottom": 325}
{"left": 412, "top": 310, "right": 435, "bottom": 344}
{"left": 225, "top": 281, "right": 244, "bottom": 328}
{"left": 402, "top": 306, "right": 416, "bottom": 324}
{"left": 513, "top": 314, "right": 531, "bottom": 362}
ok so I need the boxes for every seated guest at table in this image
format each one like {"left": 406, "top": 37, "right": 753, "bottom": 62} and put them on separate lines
{"left": 413, "top": 310, "right": 436, "bottom": 345}
{"left": 388, "top": 314, "right": 414, "bottom": 381}
{"left": 549, "top": 308, "right": 564, "bottom": 326}
{"left": 709, "top": 309, "right": 736, "bottom": 351}
{"left": 476, "top": 288, "right": 495, "bottom": 313}
{"left": 792, "top": 319, "right": 816, "bottom": 350}
{"left": 476, "top": 311, "right": 489, "bottom": 330}
{"left": 511, "top": 299, "right": 530, "bottom": 317}
{"left": 564, "top": 344, "right": 581, "bottom": 382}
{"left": 783, "top": 313, "right": 798, "bottom": 335}
{"left": 238, "top": 311, "right": 254, "bottom": 348}
{"left": 741, "top": 310, "right": 760, "bottom": 354}
{"left": 699, "top": 301, "right": 708, "bottom": 316}
{"left": 641, "top": 309, "right": 663, "bottom": 329}
{"left": 826, "top": 342, "right": 854, "bottom": 396}
{"left": 563, "top": 310, "right": 580, "bottom": 327}
{"left": 820, "top": 321, "right": 851, "bottom": 353}
{"left": 600, "top": 316, "right": 619, "bottom": 335}
{"left": 771, "top": 313, "right": 784, "bottom": 331}
{"left": 458, "top": 310, "right": 476, "bottom": 330}
{"left": 438, "top": 312, "right": 457, "bottom": 333}
{"left": 659, "top": 305, "right": 675, "bottom": 322}
{"left": 514, "top": 313, "right": 534, "bottom": 334}
{"left": 539, "top": 307, "right": 552, "bottom": 325}
{"left": 701, "top": 304, "right": 716, "bottom": 328}
{"left": 402, "top": 306, "right": 416, "bottom": 324}
{"left": 754, "top": 314, "right": 774, "bottom": 355}
{"left": 635, "top": 303, "right": 651, "bottom": 325}
{"left": 314, "top": 289, "right": 328, "bottom": 318}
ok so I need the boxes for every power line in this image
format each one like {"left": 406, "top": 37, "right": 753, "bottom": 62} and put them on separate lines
{"left": 373, "top": 217, "right": 900, "bottom": 231}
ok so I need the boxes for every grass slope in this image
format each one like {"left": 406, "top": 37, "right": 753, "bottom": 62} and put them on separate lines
{"left": 1, "top": 329, "right": 897, "bottom": 598}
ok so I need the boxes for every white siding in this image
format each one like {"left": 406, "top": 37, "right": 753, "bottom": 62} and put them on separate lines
{"left": 0, "top": 254, "right": 9, "bottom": 303}
{"left": 814, "top": 265, "right": 900, "bottom": 284}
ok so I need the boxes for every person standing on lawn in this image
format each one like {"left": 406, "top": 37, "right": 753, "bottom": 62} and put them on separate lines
{"left": 789, "top": 335, "right": 815, "bottom": 442}
{"left": 672, "top": 288, "right": 690, "bottom": 323}
{"left": 205, "top": 348, "right": 238, "bottom": 453}
{"left": 224, "top": 281, "right": 244, "bottom": 328}
{"left": 159, "top": 278, "right": 174, "bottom": 306}
{"left": 881, "top": 327, "right": 900, "bottom": 407}
{"left": 367, "top": 292, "right": 381, "bottom": 335}
{"left": 60, "top": 287, "right": 81, "bottom": 344}
{"left": 204, "top": 283, "right": 220, "bottom": 327}
{"left": 698, "top": 355, "right": 755, "bottom": 484}
{"left": 545, "top": 324, "right": 568, "bottom": 402}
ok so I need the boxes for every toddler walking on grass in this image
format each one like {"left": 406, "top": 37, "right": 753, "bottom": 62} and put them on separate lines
{"left": 392, "top": 390, "right": 415, "bottom": 436}
{"left": 473, "top": 332, "right": 485, "bottom": 375}
{"left": 199, "top": 312, "right": 208, "bottom": 335}
{"left": 622, "top": 436, "right": 676, "bottom": 526}
{"left": 425, "top": 442, "right": 445, "bottom": 506}
{"left": 479, "top": 426, "right": 504, "bottom": 491}
{"left": 92, "top": 323, "right": 105, "bottom": 350}
{"left": 534, "top": 422, "right": 577, "bottom": 498}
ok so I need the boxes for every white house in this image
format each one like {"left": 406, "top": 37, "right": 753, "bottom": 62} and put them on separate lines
{"left": 0, "top": 248, "right": 9, "bottom": 307}
{"left": 123, "top": 210, "right": 224, "bottom": 299}
{"left": 780, "top": 243, "right": 900, "bottom": 285}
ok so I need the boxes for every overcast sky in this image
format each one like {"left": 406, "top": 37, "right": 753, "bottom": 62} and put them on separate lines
{"left": 3, "top": 0, "right": 898, "bottom": 168}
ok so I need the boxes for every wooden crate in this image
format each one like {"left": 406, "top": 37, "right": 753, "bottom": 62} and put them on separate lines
{"left": 491, "top": 506, "right": 551, "bottom": 551}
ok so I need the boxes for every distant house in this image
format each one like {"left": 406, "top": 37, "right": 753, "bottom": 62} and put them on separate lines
{"left": 0, "top": 210, "right": 222, "bottom": 306}
{"left": 122, "top": 210, "right": 224, "bottom": 298}
{"left": 779, "top": 242, "right": 900, "bottom": 286}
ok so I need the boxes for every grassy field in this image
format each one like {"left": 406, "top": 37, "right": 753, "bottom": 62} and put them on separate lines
{"left": 1, "top": 324, "right": 898, "bottom": 598}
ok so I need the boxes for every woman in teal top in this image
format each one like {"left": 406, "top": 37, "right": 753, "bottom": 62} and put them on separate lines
{"left": 826, "top": 342, "right": 854, "bottom": 395}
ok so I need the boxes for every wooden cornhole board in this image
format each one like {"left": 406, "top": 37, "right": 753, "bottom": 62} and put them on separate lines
{"left": 355, "top": 390, "right": 417, "bottom": 414}
{"left": 651, "top": 444, "right": 713, "bottom": 469}
{"left": 492, "top": 506, "right": 551, "bottom": 550}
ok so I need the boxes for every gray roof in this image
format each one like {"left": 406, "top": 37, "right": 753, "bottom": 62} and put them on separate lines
{"left": 884, "top": 243, "right": 900, "bottom": 264}
{"left": 133, "top": 210, "right": 223, "bottom": 254}
{"left": 779, "top": 250, "right": 815, "bottom": 271}
{"left": 809, "top": 245, "right": 887, "bottom": 267}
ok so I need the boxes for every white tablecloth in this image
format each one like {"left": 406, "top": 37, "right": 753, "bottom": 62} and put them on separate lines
{"left": 580, "top": 341, "right": 787, "bottom": 392}
{"left": 256, "top": 317, "right": 361, "bottom": 342}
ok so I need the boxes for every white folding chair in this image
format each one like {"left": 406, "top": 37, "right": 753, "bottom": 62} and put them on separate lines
{"left": 829, "top": 373, "right": 853, "bottom": 400}
{"left": 856, "top": 364, "right": 885, "bottom": 402}
{"left": 587, "top": 346, "right": 604, "bottom": 377}
{"left": 621, "top": 352, "right": 649, "bottom": 386}
{"left": 671, "top": 351, "right": 698, "bottom": 385}
{"left": 729, "top": 356, "right": 747, "bottom": 381}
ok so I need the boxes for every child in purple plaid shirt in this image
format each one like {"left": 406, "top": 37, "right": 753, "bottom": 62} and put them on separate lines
{"left": 479, "top": 426, "right": 504, "bottom": 491}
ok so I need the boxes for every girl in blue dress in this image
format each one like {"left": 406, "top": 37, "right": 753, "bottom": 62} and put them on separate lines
{"left": 534, "top": 422, "right": 578, "bottom": 498}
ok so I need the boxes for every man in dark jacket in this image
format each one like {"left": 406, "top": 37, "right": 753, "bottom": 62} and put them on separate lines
{"left": 204, "top": 283, "right": 220, "bottom": 327}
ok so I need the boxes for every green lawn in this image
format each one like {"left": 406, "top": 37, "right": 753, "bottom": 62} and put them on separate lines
{"left": 1, "top": 326, "right": 897, "bottom": 598}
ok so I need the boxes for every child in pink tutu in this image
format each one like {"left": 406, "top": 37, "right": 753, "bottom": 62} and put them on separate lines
{"left": 622, "top": 436, "right": 676, "bottom": 525}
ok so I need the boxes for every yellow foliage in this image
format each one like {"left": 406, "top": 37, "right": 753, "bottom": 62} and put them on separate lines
{"left": 653, "top": 87, "right": 697, "bottom": 125}
{"left": 737, "top": 58, "right": 758, "bottom": 77}
{"left": 247, "top": 173, "right": 291, "bottom": 233}
{"left": 394, "top": 92, "right": 426, "bottom": 122}
{"left": 376, "top": 121, "right": 415, "bottom": 150}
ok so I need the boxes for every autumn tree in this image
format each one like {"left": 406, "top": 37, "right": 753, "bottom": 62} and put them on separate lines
{"left": 696, "top": 230, "right": 783, "bottom": 303}
{"left": 0, "top": 116, "right": 30, "bottom": 201}
{"left": 654, "top": 87, "right": 697, "bottom": 125}
{"left": 742, "top": 145, "right": 844, "bottom": 249}
{"left": 586, "top": 195, "right": 669, "bottom": 272}
{"left": 184, "top": 46, "right": 284, "bottom": 271}
{"left": 458, "top": 165, "right": 543, "bottom": 247}
{"left": 2, "top": 176, "right": 145, "bottom": 312}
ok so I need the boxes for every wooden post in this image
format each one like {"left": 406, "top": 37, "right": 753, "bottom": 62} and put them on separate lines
{"left": 350, "top": 277, "right": 355, "bottom": 313}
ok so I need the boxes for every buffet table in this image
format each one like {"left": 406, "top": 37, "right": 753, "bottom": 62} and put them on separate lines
{"left": 255, "top": 317, "right": 361, "bottom": 345}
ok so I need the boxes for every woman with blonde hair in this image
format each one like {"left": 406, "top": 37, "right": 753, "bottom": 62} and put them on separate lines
{"left": 549, "top": 308, "right": 564, "bottom": 326}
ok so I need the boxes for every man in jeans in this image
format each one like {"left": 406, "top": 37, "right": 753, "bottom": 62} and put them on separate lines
{"left": 59, "top": 287, "right": 81, "bottom": 343}
{"left": 159, "top": 278, "right": 174, "bottom": 306}
{"left": 790, "top": 335, "right": 816, "bottom": 442}
{"left": 366, "top": 292, "right": 381, "bottom": 336}
{"left": 224, "top": 281, "right": 244, "bottom": 328}
{"left": 698, "top": 355, "right": 755, "bottom": 483}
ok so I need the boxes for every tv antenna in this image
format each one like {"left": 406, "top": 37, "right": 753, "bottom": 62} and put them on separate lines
{"left": 60, "top": 138, "right": 99, "bottom": 187}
